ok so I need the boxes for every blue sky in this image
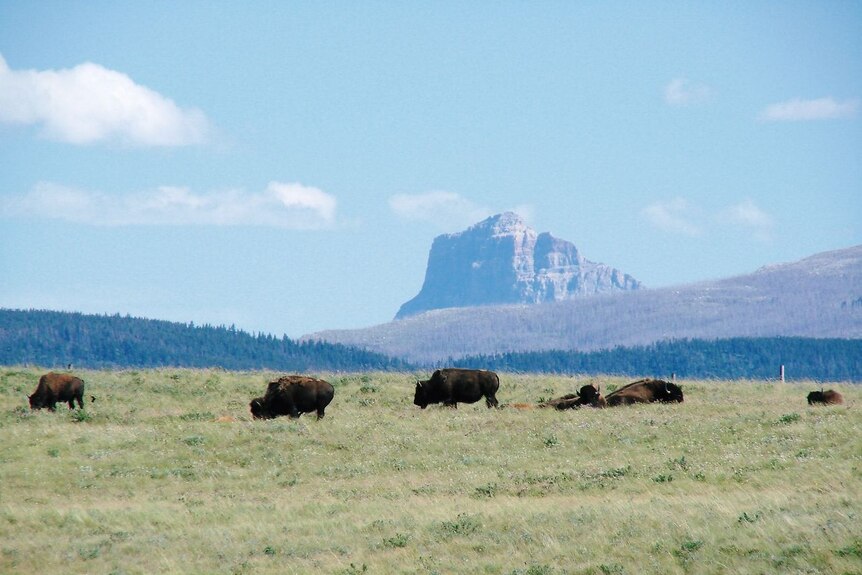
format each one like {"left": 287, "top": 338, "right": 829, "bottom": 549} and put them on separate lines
{"left": 1, "top": 2, "right": 860, "bottom": 337}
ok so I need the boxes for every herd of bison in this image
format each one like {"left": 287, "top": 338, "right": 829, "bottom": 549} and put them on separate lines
{"left": 26, "top": 367, "right": 845, "bottom": 418}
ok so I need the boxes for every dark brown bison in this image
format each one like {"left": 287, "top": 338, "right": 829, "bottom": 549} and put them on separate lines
{"left": 540, "top": 384, "right": 607, "bottom": 410}
{"left": 413, "top": 368, "right": 500, "bottom": 409}
{"left": 605, "top": 378, "right": 683, "bottom": 406}
{"left": 250, "top": 375, "right": 334, "bottom": 420}
{"left": 29, "top": 372, "right": 86, "bottom": 411}
{"left": 807, "top": 390, "right": 844, "bottom": 405}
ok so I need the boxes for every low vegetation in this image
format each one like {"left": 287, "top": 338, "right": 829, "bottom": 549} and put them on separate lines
{"left": 1, "top": 368, "right": 860, "bottom": 574}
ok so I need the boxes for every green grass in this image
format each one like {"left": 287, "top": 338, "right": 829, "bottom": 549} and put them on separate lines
{"left": 1, "top": 368, "right": 860, "bottom": 574}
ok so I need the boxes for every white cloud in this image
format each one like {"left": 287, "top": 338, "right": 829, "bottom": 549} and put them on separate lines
{"left": 664, "top": 78, "right": 711, "bottom": 106}
{"left": 0, "top": 53, "right": 209, "bottom": 146}
{"left": 759, "top": 97, "right": 859, "bottom": 122}
{"left": 643, "top": 197, "right": 776, "bottom": 241}
{"left": 0, "top": 181, "right": 337, "bottom": 228}
{"left": 265, "top": 182, "right": 337, "bottom": 225}
{"left": 389, "top": 191, "right": 495, "bottom": 230}
{"left": 641, "top": 198, "right": 703, "bottom": 236}
{"left": 718, "top": 199, "right": 774, "bottom": 241}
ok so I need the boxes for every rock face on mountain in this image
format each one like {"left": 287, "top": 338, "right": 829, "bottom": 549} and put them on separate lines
{"left": 307, "top": 244, "right": 862, "bottom": 364}
{"left": 395, "top": 212, "right": 642, "bottom": 319}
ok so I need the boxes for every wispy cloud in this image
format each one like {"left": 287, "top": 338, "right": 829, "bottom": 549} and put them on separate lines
{"left": 0, "top": 53, "right": 210, "bottom": 146}
{"left": 1, "top": 181, "right": 337, "bottom": 228}
{"left": 641, "top": 198, "right": 703, "bottom": 236}
{"left": 718, "top": 199, "right": 774, "bottom": 241}
{"left": 389, "top": 191, "right": 495, "bottom": 231}
{"left": 643, "top": 197, "right": 775, "bottom": 241}
{"left": 759, "top": 97, "right": 859, "bottom": 122}
{"left": 664, "top": 78, "right": 711, "bottom": 106}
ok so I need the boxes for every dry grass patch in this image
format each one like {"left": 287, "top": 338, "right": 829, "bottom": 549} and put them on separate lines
{"left": 1, "top": 368, "right": 860, "bottom": 574}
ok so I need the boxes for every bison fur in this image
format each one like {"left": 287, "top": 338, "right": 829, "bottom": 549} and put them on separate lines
{"left": 807, "top": 390, "right": 843, "bottom": 405}
{"left": 540, "top": 384, "right": 607, "bottom": 410}
{"left": 250, "top": 375, "right": 334, "bottom": 420}
{"left": 414, "top": 368, "right": 500, "bottom": 409}
{"left": 605, "top": 378, "right": 683, "bottom": 406}
{"left": 29, "top": 372, "right": 86, "bottom": 411}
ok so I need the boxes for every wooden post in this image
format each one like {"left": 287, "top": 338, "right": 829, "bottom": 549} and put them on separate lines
{"left": 779, "top": 365, "right": 785, "bottom": 383}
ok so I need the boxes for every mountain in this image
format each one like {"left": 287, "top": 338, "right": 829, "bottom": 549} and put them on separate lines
{"left": 306, "top": 245, "right": 862, "bottom": 363}
{"left": 396, "top": 212, "right": 642, "bottom": 318}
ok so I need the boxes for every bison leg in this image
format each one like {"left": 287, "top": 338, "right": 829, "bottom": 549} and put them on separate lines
{"left": 316, "top": 407, "right": 326, "bottom": 419}
{"left": 486, "top": 394, "right": 499, "bottom": 409}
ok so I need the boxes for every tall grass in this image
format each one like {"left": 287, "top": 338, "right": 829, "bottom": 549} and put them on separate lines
{"left": 1, "top": 368, "right": 859, "bottom": 574}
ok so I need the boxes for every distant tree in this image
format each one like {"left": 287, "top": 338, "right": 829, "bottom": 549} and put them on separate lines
{"left": 0, "top": 308, "right": 412, "bottom": 371}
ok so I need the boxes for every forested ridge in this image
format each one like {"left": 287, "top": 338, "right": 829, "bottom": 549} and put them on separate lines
{"left": 455, "top": 337, "right": 862, "bottom": 382}
{"left": 1, "top": 309, "right": 859, "bottom": 380}
{"left": 0, "top": 309, "right": 410, "bottom": 371}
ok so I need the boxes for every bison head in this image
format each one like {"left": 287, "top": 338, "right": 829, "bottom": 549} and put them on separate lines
{"left": 578, "top": 384, "right": 599, "bottom": 402}
{"left": 28, "top": 393, "right": 45, "bottom": 410}
{"left": 661, "top": 381, "right": 684, "bottom": 403}
{"left": 413, "top": 381, "right": 429, "bottom": 409}
{"left": 249, "top": 397, "right": 270, "bottom": 419}
{"left": 578, "top": 384, "right": 607, "bottom": 408}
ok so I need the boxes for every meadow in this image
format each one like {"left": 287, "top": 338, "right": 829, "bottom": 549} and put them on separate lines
{"left": 1, "top": 367, "right": 860, "bottom": 575}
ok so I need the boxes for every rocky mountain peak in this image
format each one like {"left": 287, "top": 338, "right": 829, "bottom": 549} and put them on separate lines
{"left": 481, "top": 211, "right": 530, "bottom": 236}
{"left": 395, "top": 213, "right": 642, "bottom": 319}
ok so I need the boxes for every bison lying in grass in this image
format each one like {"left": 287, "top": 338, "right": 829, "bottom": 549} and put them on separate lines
{"left": 250, "top": 375, "right": 334, "bottom": 420}
{"left": 605, "top": 378, "right": 684, "bottom": 406}
{"left": 807, "top": 389, "right": 843, "bottom": 405}
{"left": 540, "top": 384, "right": 607, "bottom": 410}
{"left": 29, "top": 372, "right": 86, "bottom": 411}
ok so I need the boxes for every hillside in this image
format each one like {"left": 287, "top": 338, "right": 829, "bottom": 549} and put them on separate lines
{"left": 0, "top": 309, "right": 410, "bottom": 371}
{"left": 307, "top": 245, "right": 862, "bottom": 363}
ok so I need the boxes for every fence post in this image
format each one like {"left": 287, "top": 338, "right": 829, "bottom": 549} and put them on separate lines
{"left": 779, "top": 365, "right": 785, "bottom": 383}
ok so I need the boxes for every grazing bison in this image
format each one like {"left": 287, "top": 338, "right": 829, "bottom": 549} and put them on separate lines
{"left": 605, "top": 378, "right": 683, "bottom": 406}
{"left": 29, "top": 372, "right": 86, "bottom": 411}
{"left": 413, "top": 368, "right": 499, "bottom": 409}
{"left": 250, "top": 375, "right": 334, "bottom": 420}
{"left": 540, "top": 384, "right": 607, "bottom": 410}
{"left": 807, "top": 390, "right": 843, "bottom": 405}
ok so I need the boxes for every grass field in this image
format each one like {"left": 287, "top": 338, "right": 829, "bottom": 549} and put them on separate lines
{"left": 1, "top": 367, "right": 860, "bottom": 574}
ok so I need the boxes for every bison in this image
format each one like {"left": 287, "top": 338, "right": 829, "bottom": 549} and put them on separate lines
{"left": 250, "top": 375, "right": 334, "bottom": 420}
{"left": 29, "top": 372, "right": 86, "bottom": 411}
{"left": 413, "top": 368, "right": 500, "bottom": 409}
{"left": 807, "top": 389, "right": 843, "bottom": 405}
{"left": 605, "top": 378, "right": 683, "bottom": 406}
{"left": 540, "top": 384, "right": 607, "bottom": 410}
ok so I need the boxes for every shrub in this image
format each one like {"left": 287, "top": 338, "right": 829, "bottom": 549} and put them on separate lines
{"left": 383, "top": 533, "right": 410, "bottom": 548}
{"left": 777, "top": 413, "right": 801, "bottom": 424}
{"left": 71, "top": 410, "right": 92, "bottom": 423}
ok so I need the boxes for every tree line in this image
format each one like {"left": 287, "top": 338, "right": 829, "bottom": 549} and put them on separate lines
{"left": 0, "top": 309, "right": 411, "bottom": 371}
{"left": 453, "top": 337, "right": 862, "bottom": 382}
{"left": 1, "top": 309, "right": 859, "bottom": 380}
